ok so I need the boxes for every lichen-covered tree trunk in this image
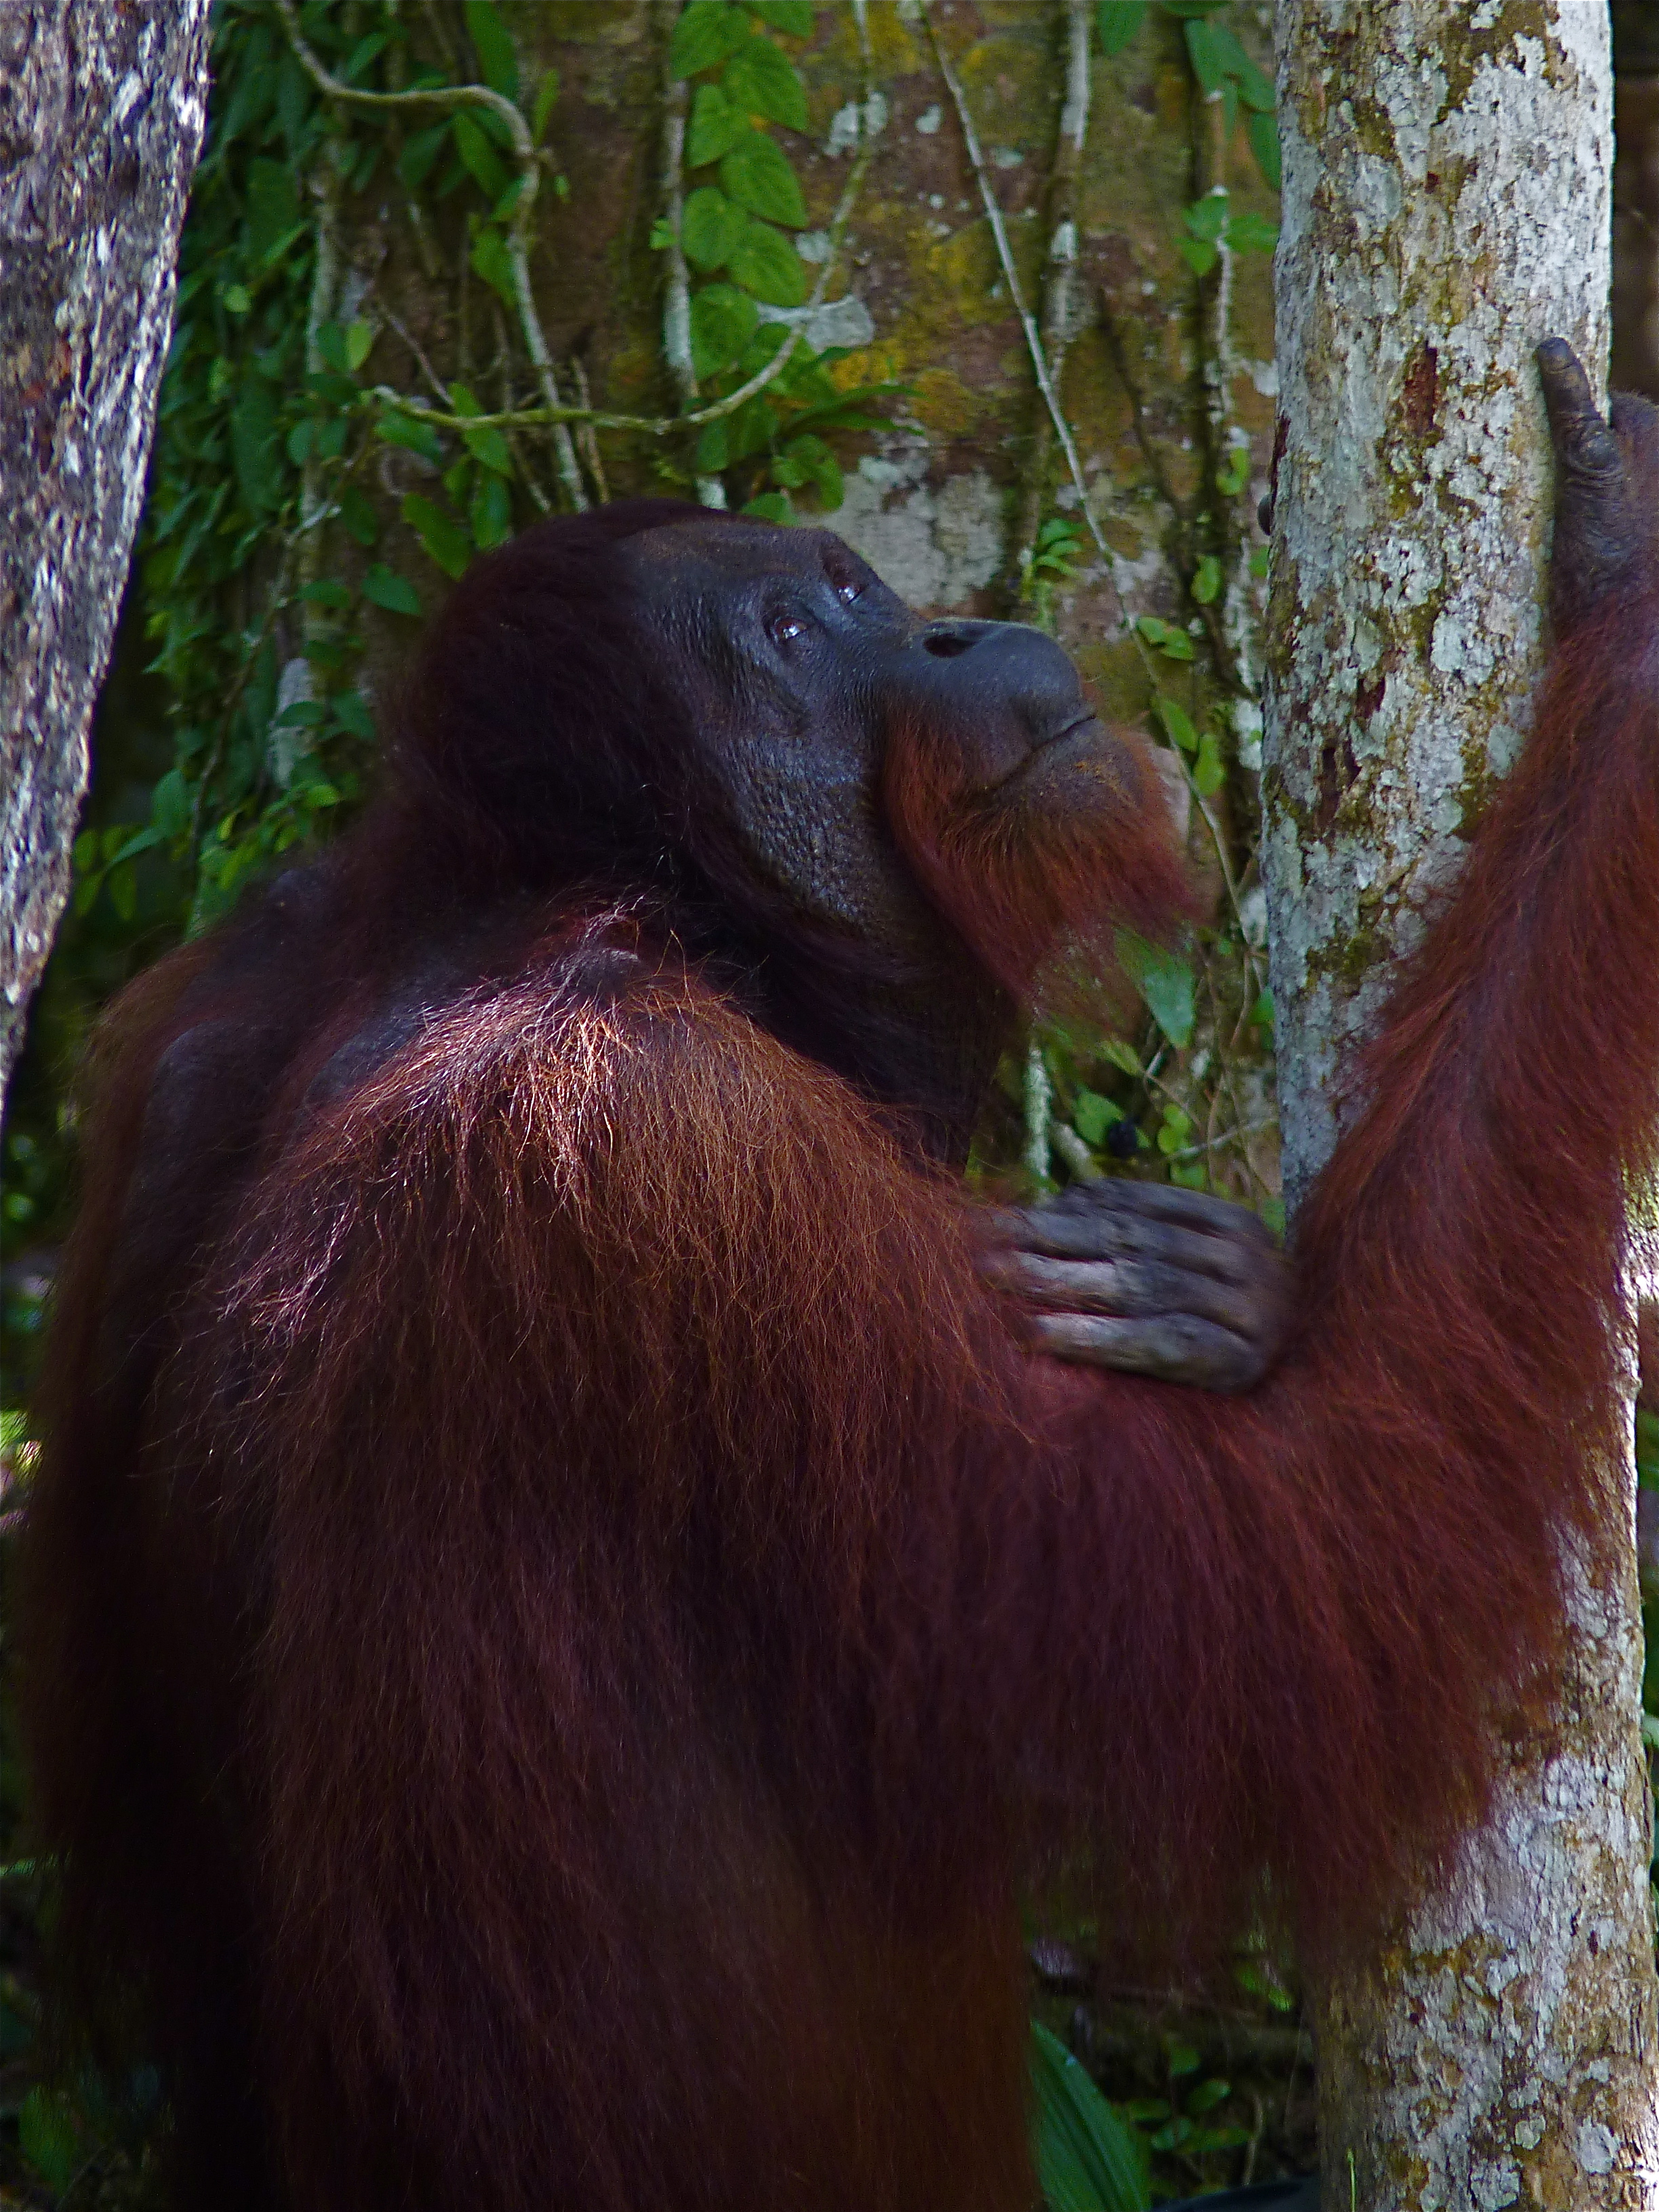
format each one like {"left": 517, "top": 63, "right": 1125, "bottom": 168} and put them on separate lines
{"left": 1262, "top": 5, "right": 1659, "bottom": 2205}
{"left": 0, "top": 0, "right": 212, "bottom": 1116}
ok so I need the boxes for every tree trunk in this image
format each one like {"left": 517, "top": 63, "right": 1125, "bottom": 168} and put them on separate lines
{"left": 0, "top": 0, "right": 212, "bottom": 1115}
{"left": 1262, "top": 5, "right": 1659, "bottom": 2205}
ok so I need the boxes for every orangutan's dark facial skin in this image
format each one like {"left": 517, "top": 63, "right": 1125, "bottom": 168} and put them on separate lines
{"left": 621, "top": 519, "right": 1109, "bottom": 942}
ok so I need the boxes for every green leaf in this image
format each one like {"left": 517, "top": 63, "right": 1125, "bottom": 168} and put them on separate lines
{"left": 19, "top": 2087, "right": 85, "bottom": 2196}
{"left": 1154, "top": 695, "right": 1199, "bottom": 753}
{"left": 363, "top": 563, "right": 422, "bottom": 616}
{"left": 689, "top": 281, "right": 760, "bottom": 377}
{"left": 683, "top": 184, "right": 750, "bottom": 270}
{"left": 107, "top": 858, "right": 138, "bottom": 921}
{"left": 723, "top": 35, "right": 808, "bottom": 130}
{"left": 747, "top": 0, "right": 814, "bottom": 31}
{"left": 340, "top": 483, "right": 380, "bottom": 547}
{"left": 1029, "top": 2021, "right": 1149, "bottom": 2212}
{"left": 1248, "top": 108, "right": 1282, "bottom": 190}
{"left": 151, "top": 767, "right": 191, "bottom": 839}
{"left": 470, "top": 221, "right": 519, "bottom": 308}
{"left": 1639, "top": 1407, "right": 1659, "bottom": 1488}
{"left": 1176, "top": 235, "right": 1218, "bottom": 277}
{"left": 461, "top": 418, "right": 513, "bottom": 475}
{"left": 1186, "top": 2076, "right": 1233, "bottom": 2116}
{"left": 230, "top": 380, "right": 283, "bottom": 514}
{"left": 1184, "top": 16, "right": 1228, "bottom": 94}
{"left": 1193, "top": 728, "right": 1225, "bottom": 795}
{"left": 772, "top": 430, "right": 840, "bottom": 505}
{"left": 343, "top": 29, "right": 391, "bottom": 83}
{"left": 741, "top": 489, "right": 794, "bottom": 521}
{"left": 345, "top": 318, "right": 375, "bottom": 372}
{"left": 695, "top": 417, "right": 730, "bottom": 471}
{"left": 1185, "top": 191, "right": 1228, "bottom": 242}
{"left": 247, "top": 156, "right": 300, "bottom": 264}
{"left": 463, "top": 0, "right": 519, "bottom": 99}
{"left": 1226, "top": 209, "right": 1280, "bottom": 256}
{"left": 689, "top": 81, "right": 754, "bottom": 165}
{"left": 1101, "top": 1037, "right": 1142, "bottom": 1077}
{"left": 532, "top": 66, "right": 561, "bottom": 141}
{"left": 332, "top": 690, "right": 376, "bottom": 742}
{"left": 402, "top": 492, "right": 473, "bottom": 579}
{"left": 727, "top": 216, "right": 808, "bottom": 304}
{"left": 721, "top": 130, "right": 808, "bottom": 225}
{"left": 223, "top": 282, "right": 252, "bottom": 315}
{"left": 1136, "top": 614, "right": 1195, "bottom": 661}
{"left": 377, "top": 407, "right": 445, "bottom": 464}
{"left": 1072, "top": 1087, "right": 1122, "bottom": 1145}
{"left": 1117, "top": 930, "right": 1197, "bottom": 1048}
{"left": 1216, "top": 445, "right": 1251, "bottom": 496}
{"left": 671, "top": 0, "right": 748, "bottom": 77}
{"left": 452, "top": 110, "right": 511, "bottom": 203}
{"left": 399, "top": 118, "right": 450, "bottom": 190}
{"left": 270, "top": 698, "right": 326, "bottom": 731}
{"left": 1095, "top": 1, "right": 1147, "bottom": 55}
{"left": 1191, "top": 552, "right": 1222, "bottom": 604}
{"left": 1156, "top": 1104, "right": 1193, "bottom": 1155}
{"left": 1205, "top": 20, "right": 1275, "bottom": 109}
{"left": 471, "top": 469, "right": 513, "bottom": 548}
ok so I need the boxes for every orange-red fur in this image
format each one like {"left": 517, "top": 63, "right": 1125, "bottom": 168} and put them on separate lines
{"left": 16, "top": 502, "right": 1659, "bottom": 2211}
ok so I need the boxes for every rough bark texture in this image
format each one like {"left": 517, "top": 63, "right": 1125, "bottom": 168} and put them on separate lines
{"left": 1262, "top": 5, "right": 1659, "bottom": 2207}
{"left": 0, "top": 0, "right": 212, "bottom": 1115}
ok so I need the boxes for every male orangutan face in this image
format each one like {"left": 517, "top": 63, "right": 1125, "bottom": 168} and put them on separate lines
{"left": 621, "top": 517, "right": 1167, "bottom": 1000}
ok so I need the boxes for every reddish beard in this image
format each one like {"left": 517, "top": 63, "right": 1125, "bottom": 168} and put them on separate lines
{"left": 881, "top": 711, "right": 1200, "bottom": 1018}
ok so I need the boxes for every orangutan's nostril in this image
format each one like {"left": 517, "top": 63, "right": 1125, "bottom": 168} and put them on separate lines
{"left": 921, "top": 629, "right": 976, "bottom": 659}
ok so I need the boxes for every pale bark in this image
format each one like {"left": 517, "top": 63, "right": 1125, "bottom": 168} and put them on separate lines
{"left": 0, "top": 0, "right": 212, "bottom": 1115}
{"left": 1262, "top": 6, "right": 1659, "bottom": 2207}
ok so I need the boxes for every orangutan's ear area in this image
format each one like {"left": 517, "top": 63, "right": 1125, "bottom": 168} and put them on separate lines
{"left": 18, "top": 346, "right": 1659, "bottom": 2212}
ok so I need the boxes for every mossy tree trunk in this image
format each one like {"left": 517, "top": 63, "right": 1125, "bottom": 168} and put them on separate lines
{"left": 1263, "top": 5, "right": 1659, "bottom": 2203}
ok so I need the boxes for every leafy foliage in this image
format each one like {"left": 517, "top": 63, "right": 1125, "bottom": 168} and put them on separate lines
{"left": 665, "top": 0, "right": 898, "bottom": 516}
{"left": 1030, "top": 2022, "right": 1149, "bottom": 2212}
{"left": 1096, "top": 0, "right": 1280, "bottom": 189}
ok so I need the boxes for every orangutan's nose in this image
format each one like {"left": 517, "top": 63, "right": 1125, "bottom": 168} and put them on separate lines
{"left": 896, "top": 620, "right": 1090, "bottom": 784}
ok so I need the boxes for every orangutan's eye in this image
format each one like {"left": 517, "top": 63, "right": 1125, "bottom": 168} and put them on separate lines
{"left": 825, "top": 557, "right": 864, "bottom": 605}
{"left": 767, "top": 609, "right": 807, "bottom": 649}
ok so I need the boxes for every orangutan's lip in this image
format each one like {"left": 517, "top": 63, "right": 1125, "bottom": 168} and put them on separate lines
{"left": 978, "top": 714, "right": 1104, "bottom": 801}
{"left": 1034, "top": 710, "right": 1100, "bottom": 752}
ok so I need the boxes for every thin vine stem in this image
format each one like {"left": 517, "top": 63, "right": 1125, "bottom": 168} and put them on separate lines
{"left": 363, "top": 139, "right": 873, "bottom": 443}
{"left": 274, "top": 0, "right": 588, "bottom": 508}
{"left": 1009, "top": 0, "right": 1093, "bottom": 599}
{"left": 917, "top": 3, "right": 1111, "bottom": 578}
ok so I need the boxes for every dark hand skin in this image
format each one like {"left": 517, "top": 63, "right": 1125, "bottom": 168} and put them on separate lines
{"left": 1536, "top": 336, "right": 1659, "bottom": 626}
{"left": 996, "top": 340, "right": 1646, "bottom": 1400}
{"left": 984, "top": 1178, "right": 1291, "bottom": 1393}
